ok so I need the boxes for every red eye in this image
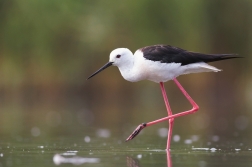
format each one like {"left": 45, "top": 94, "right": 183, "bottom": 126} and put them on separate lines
{"left": 116, "top": 55, "right": 121, "bottom": 58}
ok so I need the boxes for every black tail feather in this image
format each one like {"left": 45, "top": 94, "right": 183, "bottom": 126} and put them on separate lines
{"left": 183, "top": 52, "right": 241, "bottom": 65}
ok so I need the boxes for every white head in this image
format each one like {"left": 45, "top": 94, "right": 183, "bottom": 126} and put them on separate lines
{"left": 87, "top": 48, "right": 133, "bottom": 79}
{"left": 109, "top": 48, "right": 133, "bottom": 67}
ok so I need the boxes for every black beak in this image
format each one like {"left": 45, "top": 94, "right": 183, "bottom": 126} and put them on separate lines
{"left": 87, "top": 62, "right": 113, "bottom": 80}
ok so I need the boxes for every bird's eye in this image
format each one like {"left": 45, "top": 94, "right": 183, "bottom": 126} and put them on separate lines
{"left": 116, "top": 55, "right": 121, "bottom": 58}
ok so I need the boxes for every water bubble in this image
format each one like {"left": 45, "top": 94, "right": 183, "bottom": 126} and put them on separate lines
{"left": 31, "top": 127, "right": 41, "bottom": 137}
{"left": 84, "top": 136, "right": 91, "bottom": 143}
{"left": 157, "top": 128, "right": 168, "bottom": 138}
{"left": 191, "top": 135, "right": 199, "bottom": 142}
{"left": 184, "top": 139, "right": 192, "bottom": 144}
{"left": 173, "top": 134, "right": 180, "bottom": 142}
{"left": 137, "top": 154, "right": 142, "bottom": 159}
{"left": 212, "top": 135, "right": 219, "bottom": 142}
{"left": 96, "top": 129, "right": 111, "bottom": 138}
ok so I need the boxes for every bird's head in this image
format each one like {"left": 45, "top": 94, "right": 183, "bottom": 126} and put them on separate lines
{"left": 109, "top": 48, "right": 132, "bottom": 66}
{"left": 87, "top": 48, "right": 133, "bottom": 80}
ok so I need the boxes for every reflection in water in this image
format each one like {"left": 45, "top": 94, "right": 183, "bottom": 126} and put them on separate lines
{"left": 53, "top": 152, "right": 100, "bottom": 165}
{"left": 166, "top": 151, "right": 172, "bottom": 167}
{"left": 126, "top": 150, "right": 172, "bottom": 167}
{"left": 126, "top": 156, "right": 141, "bottom": 167}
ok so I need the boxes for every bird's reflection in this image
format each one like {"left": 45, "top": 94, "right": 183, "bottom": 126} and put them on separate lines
{"left": 126, "top": 156, "right": 141, "bottom": 167}
{"left": 166, "top": 150, "right": 172, "bottom": 167}
{"left": 126, "top": 150, "right": 172, "bottom": 167}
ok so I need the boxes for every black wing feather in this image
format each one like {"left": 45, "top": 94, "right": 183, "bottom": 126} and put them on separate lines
{"left": 141, "top": 45, "right": 239, "bottom": 65}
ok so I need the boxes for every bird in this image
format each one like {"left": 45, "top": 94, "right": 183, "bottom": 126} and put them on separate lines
{"left": 87, "top": 44, "right": 239, "bottom": 150}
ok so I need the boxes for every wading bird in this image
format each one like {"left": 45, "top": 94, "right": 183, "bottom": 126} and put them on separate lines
{"left": 87, "top": 44, "right": 238, "bottom": 150}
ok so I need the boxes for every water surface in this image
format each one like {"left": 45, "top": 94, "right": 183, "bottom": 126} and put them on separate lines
{"left": 0, "top": 129, "right": 251, "bottom": 167}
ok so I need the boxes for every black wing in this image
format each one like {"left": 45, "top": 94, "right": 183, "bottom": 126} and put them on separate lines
{"left": 141, "top": 45, "right": 239, "bottom": 66}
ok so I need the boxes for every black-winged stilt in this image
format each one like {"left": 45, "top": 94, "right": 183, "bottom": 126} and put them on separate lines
{"left": 87, "top": 44, "right": 239, "bottom": 150}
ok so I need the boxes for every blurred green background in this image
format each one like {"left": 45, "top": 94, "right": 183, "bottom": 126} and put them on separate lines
{"left": 0, "top": 0, "right": 251, "bottom": 144}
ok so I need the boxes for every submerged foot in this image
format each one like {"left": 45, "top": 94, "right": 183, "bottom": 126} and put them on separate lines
{"left": 125, "top": 123, "right": 146, "bottom": 141}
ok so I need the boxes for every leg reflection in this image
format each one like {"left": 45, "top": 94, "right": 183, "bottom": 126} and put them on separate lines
{"left": 126, "top": 156, "right": 140, "bottom": 167}
{"left": 126, "top": 151, "right": 172, "bottom": 167}
{"left": 166, "top": 150, "right": 172, "bottom": 167}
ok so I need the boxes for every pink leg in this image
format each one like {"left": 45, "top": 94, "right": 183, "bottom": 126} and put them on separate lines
{"left": 126, "top": 78, "right": 199, "bottom": 144}
{"left": 160, "top": 82, "right": 174, "bottom": 150}
{"left": 166, "top": 150, "right": 172, "bottom": 167}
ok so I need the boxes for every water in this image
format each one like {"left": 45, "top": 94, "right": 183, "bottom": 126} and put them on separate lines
{"left": 0, "top": 129, "right": 251, "bottom": 167}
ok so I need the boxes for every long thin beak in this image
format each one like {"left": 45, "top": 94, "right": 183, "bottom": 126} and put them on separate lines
{"left": 87, "top": 62, "right": 113, "bottom": 80}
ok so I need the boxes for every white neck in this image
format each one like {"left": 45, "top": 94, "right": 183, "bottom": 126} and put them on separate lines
{"left": 110, "top": 48, "right": 144, "bottom": 82}
{"left": 117, "top": 53, "right": 137, "bottom": 82}
{"left": 117, "top": 50, "right": 147, "bottom": 82}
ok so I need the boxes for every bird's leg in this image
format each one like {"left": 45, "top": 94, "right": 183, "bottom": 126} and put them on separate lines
{"left": 146, "top": 78, "right": 199, "bottom": 126}
{"left": 160, "top": 82, "right": 174, "bottom": 150}
{"left": 147, "top": 78, "right": 199, "bottom": 124}
{"left": 125, "top": 123, "right": 146, "bottom": 141}
{"left": 126, "top": 78, "right": 199, "bottom": 142}
{"left": 126, "top": 82, "right": 174, "bottom": 149}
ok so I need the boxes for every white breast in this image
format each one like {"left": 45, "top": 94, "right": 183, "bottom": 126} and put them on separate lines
{"left": 127, "top": 50, "right": 182, "bottom": 83}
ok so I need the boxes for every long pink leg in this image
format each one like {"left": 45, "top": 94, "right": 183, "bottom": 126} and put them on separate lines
{"left": 160, "top": 82, "right": 174, "bottom": 150}
{"left": 166, "top": 150, "right": 172, "bottom": 167}
{"left": 126, "top": 78, "right": 199, "bottom": 144}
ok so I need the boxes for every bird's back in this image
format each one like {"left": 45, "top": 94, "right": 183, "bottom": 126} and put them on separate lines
{"left": 131, "top": 45, "right": 240, "bottom": 82}
{"left": 141, "top": 45, "right": 239, "bottom": 66}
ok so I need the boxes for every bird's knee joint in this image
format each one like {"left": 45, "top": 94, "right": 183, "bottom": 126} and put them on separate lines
{"left": 192, "top": 106, "right": 199, "bottom": 113}
{"left": 141, "top": 123, "right": 147, "bottom": 127}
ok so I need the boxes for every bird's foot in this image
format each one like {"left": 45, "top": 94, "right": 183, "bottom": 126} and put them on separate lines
{"left": 125, "top": 123, "right": 146, "bottom": 141}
